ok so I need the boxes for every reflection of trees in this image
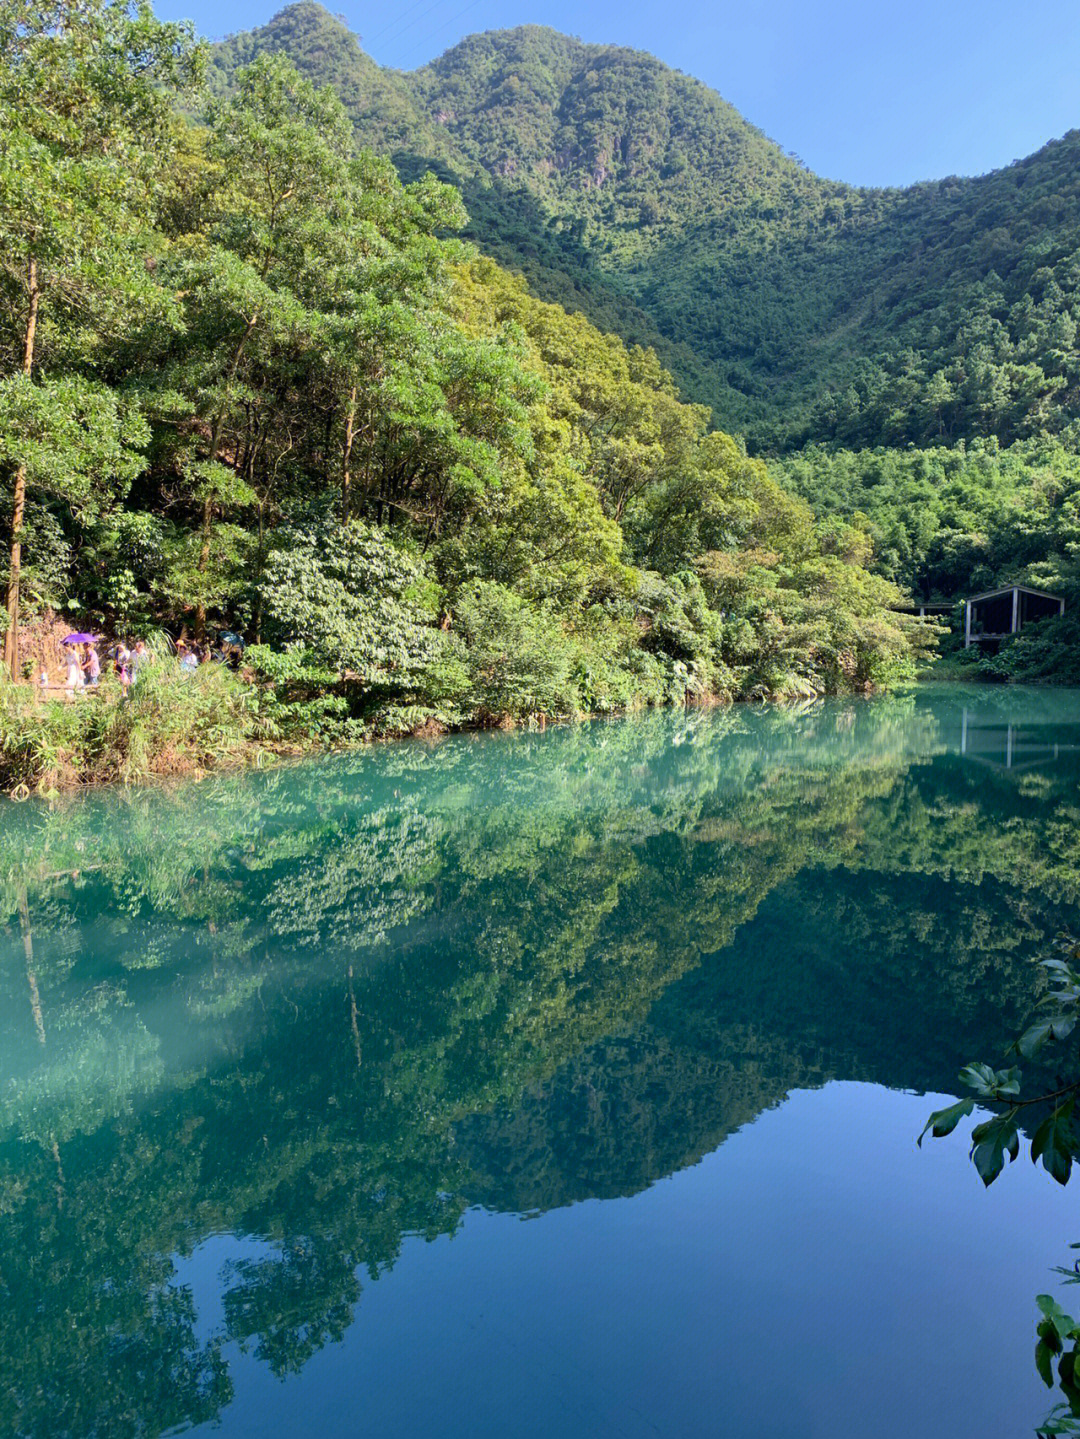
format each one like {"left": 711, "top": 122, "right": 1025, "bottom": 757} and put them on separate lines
{"left": 223, "top": 1240, "right": 362, "bottom": 1378}
{"left": 459, "top": 857, "right": 1077, "bottom": 1214}
{"left": 0, "top": 1138, "right": 231, "bottom": 1439}
{"left": 1, "top": 692, "right": 1078, "bottom": 1437}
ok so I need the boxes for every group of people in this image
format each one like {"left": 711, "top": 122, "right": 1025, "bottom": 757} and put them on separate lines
{"left": 55, "top": 639, "right": 154, "bottom": 700}
{"left": 50, "top": 634, "right": 244, "bottom": 700}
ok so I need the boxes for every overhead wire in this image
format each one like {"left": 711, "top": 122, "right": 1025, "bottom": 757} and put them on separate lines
{"left": 392, "top": 0, "right": 487, "bottom": 68}
{"left": 369, "top": 0, "right": 459, "bottom": 53}
{"left": 365, "top": 0, "right": 435, "bottom": 46}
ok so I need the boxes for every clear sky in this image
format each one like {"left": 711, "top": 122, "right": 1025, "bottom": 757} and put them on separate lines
{"left": 156, "top": 0, "right": 1080, "bottom": 188}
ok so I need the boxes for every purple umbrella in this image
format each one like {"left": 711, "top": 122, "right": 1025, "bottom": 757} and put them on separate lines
{"left": 61, "top": 633, "right": 101, "bottom": 645}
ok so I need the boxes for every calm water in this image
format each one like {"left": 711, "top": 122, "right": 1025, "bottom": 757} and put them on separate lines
{"left": 3, "top": 684, "right": 1080, "bottom": 1439}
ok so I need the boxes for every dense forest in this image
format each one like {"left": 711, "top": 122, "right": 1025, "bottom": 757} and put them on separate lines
{"left": 0, "top": 0, "right": 942, "bottom": 787}
{"left": 203, "top": 4, "right": 1080, "bottom": 691}
{"left": 211, "top": 4, "right": 1080, "bottom": 453}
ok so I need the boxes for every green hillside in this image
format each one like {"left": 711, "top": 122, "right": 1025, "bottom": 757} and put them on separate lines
{"left": 210, "top": 4, "right": 1080, "bottom": 453}
{"left": 2, "top": 0, "right": 931, "bottom": 784}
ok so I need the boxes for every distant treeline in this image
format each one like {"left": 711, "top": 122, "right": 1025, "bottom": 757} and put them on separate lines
{"left": 776, "top": 440, "right": 1080, "bottom": 683}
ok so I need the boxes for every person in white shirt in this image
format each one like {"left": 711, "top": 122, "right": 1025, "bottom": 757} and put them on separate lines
{"left": 65, "top": 651, "right": 84, "bottom": 701}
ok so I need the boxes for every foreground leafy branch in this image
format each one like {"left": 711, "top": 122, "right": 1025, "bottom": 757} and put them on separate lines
{"left": 921, "top": 936, "right": 1080, "bottom": 1434}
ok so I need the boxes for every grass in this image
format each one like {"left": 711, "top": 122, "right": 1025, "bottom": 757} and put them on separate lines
{"left": 0, "top": 661, "right": 265, "bottom": 794}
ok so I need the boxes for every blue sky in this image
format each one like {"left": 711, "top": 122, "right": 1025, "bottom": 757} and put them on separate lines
{"left": 157, "top": 0, "right": 1080, "bottom": 187}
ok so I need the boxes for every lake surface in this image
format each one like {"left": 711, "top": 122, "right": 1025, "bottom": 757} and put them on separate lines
{"left": 3, "top": 683, "right": 1080, "bottom": 1439}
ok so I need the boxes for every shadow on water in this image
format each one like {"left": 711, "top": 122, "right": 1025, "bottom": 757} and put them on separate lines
{"left": 2, "top": 684, "right": 1079, "bottom": 1437}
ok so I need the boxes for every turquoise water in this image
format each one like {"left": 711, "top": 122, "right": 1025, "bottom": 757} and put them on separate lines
{"left": 2, "top": 683, "right": 1079, "bottom": 1438}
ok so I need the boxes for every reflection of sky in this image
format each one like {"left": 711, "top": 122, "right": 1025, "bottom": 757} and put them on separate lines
{"left": 178, "top": 1084, "right": 1073, "bottom": 1439}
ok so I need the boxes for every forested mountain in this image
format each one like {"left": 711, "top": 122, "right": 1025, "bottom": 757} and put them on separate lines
{"left": 1, "top": 0, "right": 934, "bottom": 789}
{"left": 1, "top": 0, "right": 1075, "bottom": 772}
{"left": 210, "top": 4, "right": 1080, "bottom": 453}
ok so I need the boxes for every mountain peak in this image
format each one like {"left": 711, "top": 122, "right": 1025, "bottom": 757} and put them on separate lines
{"left": 212, "top": 7, "right": 1080, "bottom": 450}
{"left": 224, "top": 3, "right": 360, "bottom": 55}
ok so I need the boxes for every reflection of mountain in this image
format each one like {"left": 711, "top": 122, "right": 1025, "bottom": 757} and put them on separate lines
{"left": 1, "top": 686, "right": 1079, "bottom": 1438}
{"left": 459, "top": 859, "right": 1072, "bottom": 1214}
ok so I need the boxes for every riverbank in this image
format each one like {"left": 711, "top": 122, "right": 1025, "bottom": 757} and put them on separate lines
{"left": 0, "top": 655, "right": 865, "bottom": 796}
{"left": 0, "top": 663, "right": 265, "bottom": 794}
{"left": 6, "top": 646, "right": 1050, "bottom": 797}
{"left": 12, "top": 648, "right": 1062, "bottom": 796}
{"left": 0, "top": 664, "right": 687, "bottom": 796}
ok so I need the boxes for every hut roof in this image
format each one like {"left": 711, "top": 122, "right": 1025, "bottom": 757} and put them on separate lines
{"left": 968, "top": 584, "right": 1064, "bottom": 604}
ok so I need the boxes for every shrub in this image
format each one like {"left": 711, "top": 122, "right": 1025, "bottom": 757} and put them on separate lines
{"left": 454, "top": 581, "right": 581, "bottom": 720}
{"left": 981, "top": 610, "right": 1080, "bottom": 685}
{"left": 259, "top": 519, "right": 441, "bottom": 685}
{"left": 0, "top": 662, "right": 259, "bottom": 792}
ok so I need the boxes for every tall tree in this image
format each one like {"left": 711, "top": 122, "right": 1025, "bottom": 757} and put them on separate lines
{"left": 0, "top": 0, "right": 203, "bottom": 677}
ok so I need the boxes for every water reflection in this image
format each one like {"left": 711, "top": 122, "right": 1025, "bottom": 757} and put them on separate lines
{"left": 1, "top": 685, "right": 1079, "bottom": 1438}
{"left": 958, "top": 705, "right": 1080, "bottom": 772}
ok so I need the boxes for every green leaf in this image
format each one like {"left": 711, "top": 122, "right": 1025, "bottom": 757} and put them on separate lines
{"left": 1032, "top": 1102, "right": 1077, "bottom": 1186}
{"left": 917, "top": 1097, "right": 973, "bottom": 1146}
{"left": 1019, "top": 1017, "right": 1076, "bottom": 1059}
{"left": 959, "top": 1062, "right": 1021, "bottom": 1099}
{"left": 970, "top": 1109, "right": 1020, "bottom": 1185}
{"left": 1037, "top": 1411, "right": 1080, "bottom": 1437}
{"left": 959, "top": 1060, "right": 998, "bottom": 1094}
{"left": 1043, "top": 1317, "right": 1066, "bottom": 1356}
{"left": 1040, "top": 1338, "right": 1058, "bottom": 1388}
{"left": 1038, "top": 1296, "right": 1080, "bottom": 1342}
{"left": 1059, "top": 1347, "right": 1080, "bottom": 1412}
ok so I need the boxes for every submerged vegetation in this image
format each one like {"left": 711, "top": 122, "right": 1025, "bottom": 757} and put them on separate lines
{"left": 0, "top": 0, "right": 936, "bottom": 788}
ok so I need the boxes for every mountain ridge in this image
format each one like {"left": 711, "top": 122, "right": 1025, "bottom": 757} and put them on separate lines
{"left": 211, "top": 5, "right": 1080, "bottom": 453}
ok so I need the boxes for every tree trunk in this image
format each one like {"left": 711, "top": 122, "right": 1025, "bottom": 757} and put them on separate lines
{"left": 342, "top": 386, "right": 356, "bottom": 523}
{"left": 347, "top": 963, "right": 362, "bottom": 1071}
{"left": 19, "top": 884, "right": 45, "bottom": 1047}
{"left": 5, "top": 257, "right": 40, "bottom": 682}
{"left": 194, "top": 496, "right": 213, "bottom": 640}
{"left": 251, "top": 498, "right": 266, "bottom": 644}
{"left": 194, "top": 311, "right": 259, "bottom": 641}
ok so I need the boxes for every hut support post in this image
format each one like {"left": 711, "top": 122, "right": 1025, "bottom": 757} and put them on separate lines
{"left": 1011, "top": 587, "right": 1020, "bottom": 634}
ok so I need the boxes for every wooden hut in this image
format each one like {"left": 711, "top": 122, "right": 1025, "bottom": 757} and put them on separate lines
{"left": 895, "top": 601, "right": 953, "bottom": 622}
{"left": 964, "top": 585, "right": 1064, "bottom": 648}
